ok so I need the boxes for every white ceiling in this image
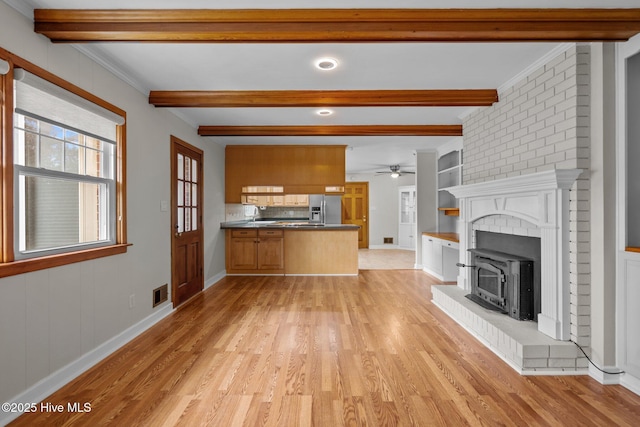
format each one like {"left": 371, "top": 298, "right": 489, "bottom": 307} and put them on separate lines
{"left": 6, "top": 0, "right": 640, "bottom": 173}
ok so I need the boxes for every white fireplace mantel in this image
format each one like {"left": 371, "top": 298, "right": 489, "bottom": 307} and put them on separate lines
{"left": 447, "top": 169, "right": 583, "bottom": 341}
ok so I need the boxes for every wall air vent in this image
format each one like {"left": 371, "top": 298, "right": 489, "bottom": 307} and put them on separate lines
{"left": 153, "top": 284, "right": 168, "bottom": 307}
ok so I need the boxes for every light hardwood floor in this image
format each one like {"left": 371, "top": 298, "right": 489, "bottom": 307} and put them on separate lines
{"left": 10, "top": 271, "right": 640, "bottom": 426}
{"left": 358, "top": 249, "right": 416, "bottom": 270}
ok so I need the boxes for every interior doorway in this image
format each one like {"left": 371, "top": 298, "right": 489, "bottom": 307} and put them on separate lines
{"left": 342, "top": 182, "right": 369, "bottom": 249}
{"left": 170, "top": 136, "right": 204, "bottom": 307}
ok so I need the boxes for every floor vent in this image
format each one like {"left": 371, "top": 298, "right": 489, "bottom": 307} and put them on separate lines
{"left": 153, "top": 284, "right": 169, "bottom": 307}
{"left": 384, "top": 237, "right": 393, "bottom": 244}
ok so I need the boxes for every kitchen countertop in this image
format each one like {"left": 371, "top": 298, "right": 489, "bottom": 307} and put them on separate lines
{"left": 421, "top": 232, "right": 459, "bottom": 243}
{"left": 221, "top": 220, "right": 360, "bottom": 230}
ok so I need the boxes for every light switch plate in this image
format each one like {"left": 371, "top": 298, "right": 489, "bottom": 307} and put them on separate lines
{"left": 160, "top": 200, "right": 168, "bottom": 212}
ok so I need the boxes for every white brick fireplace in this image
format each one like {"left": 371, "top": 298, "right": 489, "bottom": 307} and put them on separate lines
{"left": 448, "top": 169, "right": 583, "bottom": 340}
{"left": 432, "top": 169, "right": 587, "bottom": 373}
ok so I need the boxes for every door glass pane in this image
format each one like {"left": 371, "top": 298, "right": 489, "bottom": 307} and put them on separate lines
{"left": 185, "top": 208, "right": 191, "bottom": 232}
{"left": 177, "top": 208, "right": 184, "bottom": 233}
{"left": 185, "top": 156, "right": 191, "bottom": 181}
{"left": 177, "top": 180, "right": 184, "bottom": 205}
{"left": 192, "top": 183, "right": 197, "bottom": 206}
{"left": 185, "top": 182, "right": 191, "bottom": 206}
{"left": 177, "top": 153, "right": 184, "bottom": 180}
{"left": 192, "top": 158, "right": 198, "bottom": 183}
{"left": 192, "top": 207, "right": 198, "bottom": 230}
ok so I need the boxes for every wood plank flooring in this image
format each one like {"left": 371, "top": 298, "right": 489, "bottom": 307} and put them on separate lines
{"left": 10, "top": 271, "right": 640, "bottom": 426}
{"left": 358, "top": 249, "right": 416, "bottom": 270}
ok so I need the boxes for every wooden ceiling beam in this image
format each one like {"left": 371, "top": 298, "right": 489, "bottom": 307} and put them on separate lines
{"left": 197, "top": 125, "right": 462, "bottom": 137}
{"left": 34, "top": 9, "right": 640, "bottom": 42}
{"left": 149, "top": 90, "right": 498, "bottom": 108}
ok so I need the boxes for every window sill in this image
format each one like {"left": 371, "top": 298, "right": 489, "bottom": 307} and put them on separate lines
{"left": 0, "top": 243, "right": 131, "bottom": 278}
{"left": 626, "top": 247, "right": 640, "bottom": 253}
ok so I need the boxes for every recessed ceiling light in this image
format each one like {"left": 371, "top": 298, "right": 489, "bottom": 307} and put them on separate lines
{"left": 315, "top": 57, "right": 338, "bottom": 71}
{"left": 317, "top": 109, "right": 333, "bottom": 116}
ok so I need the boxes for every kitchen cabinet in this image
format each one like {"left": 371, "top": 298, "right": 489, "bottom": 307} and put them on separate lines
{"left": 223, "top": 225, "right": 359, "bottom": 276}
{"left": 399, "top": 186, "right": 417, "bottom": 249}
{"left": 226, "top": 145, "right": 346, "bottom": 203}
{"left": 226, "top": 229, "right": 284, "bottom": 274}
{"left": 422, "top": 233, "right": 459, "bottom": 282}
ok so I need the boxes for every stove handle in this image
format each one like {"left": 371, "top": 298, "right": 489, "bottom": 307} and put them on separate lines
{"left": 456, "top": 263, "right": 476, "bottom": 268}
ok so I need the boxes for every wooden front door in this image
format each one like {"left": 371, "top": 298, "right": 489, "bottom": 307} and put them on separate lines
{"left": 342, "top": 182, "right": 369, "bottom": 249}
{"left": 171, "top": 136, "right": 204, "bottom": 307}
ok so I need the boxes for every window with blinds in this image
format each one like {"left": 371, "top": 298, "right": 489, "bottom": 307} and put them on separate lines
{"left": 12, "top": 69, "right": 124, "bottom": 258}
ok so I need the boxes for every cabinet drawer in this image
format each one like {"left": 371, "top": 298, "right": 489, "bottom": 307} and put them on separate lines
{"left": 442, "top": 240, "right": 459, "bottom": 250}
{"left": 231, "top": 229, "right": 258, "bottom": 237}
{"left": 259, "top": 229, "right": 283, "bottom": 237}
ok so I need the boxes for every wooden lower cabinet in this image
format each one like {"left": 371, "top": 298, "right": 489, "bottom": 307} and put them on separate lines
{"left": 225, "top": 227, "right": 359, "bottom": 275}
{"left": 226, "top": 229, "right": 284, "bottom": 274}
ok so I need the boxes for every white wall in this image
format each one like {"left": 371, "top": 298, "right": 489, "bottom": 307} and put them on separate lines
{"left": 415, "top": 151, "right": 438, "bottom": 264}
{"left": 0, "top": 1, "right": 226, "bottom": 406}
{"left": 347, "top": 173, "right": 415, "bottom": 247}
{"left": 589, "top": 43, "right": 617, "bottom": 368}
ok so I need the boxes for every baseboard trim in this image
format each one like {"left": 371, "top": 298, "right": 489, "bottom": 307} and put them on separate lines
{"left": 285, "top": 273, "right": 359, "bottom": 277}
{"left": 0, "top": 304, "right": 174, "bottom": 426}
{"left": 205, "top": 270, "right": 226, "bottom": 290}
{"left": 588, "top": 364, "right": 625, "bottom": 385}
{"left": 369, "top": 244, "right": 398, "bottom": 249}
{"left": 588, "top": 363, "right": 640, "bottom": 396}
{"left": 368, "top": 245, "right": 415, "bottom": 250}
{"left": 620, "top": 372, "right": 640, "bottom": 396}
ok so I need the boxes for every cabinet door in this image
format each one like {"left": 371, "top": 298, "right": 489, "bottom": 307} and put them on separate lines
{"left": 229, "top": 237, "right": 258, "bottom": 270}
{"left": 432, "top": 241, "right": 443, "bottom": 275}
{"left": 258, "top": 237, "right": 284, "bottom": 270}
{"left": 423, "top": 236, "right": 434, "bottom": 270}
{"left": 399, "top": 224, "right": 414, "bottom": 249}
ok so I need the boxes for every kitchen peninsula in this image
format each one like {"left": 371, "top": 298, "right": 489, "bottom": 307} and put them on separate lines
{"left": 221, "top": 221, "right": 359, "bottom": 276}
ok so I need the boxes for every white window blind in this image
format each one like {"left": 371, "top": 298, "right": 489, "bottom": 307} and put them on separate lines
{"left": 13, "top": 68, "right": 124, "bottom": 143}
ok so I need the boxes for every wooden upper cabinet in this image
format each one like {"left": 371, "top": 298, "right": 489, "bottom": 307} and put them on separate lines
{"left": 225, "top": 145, "right": 346, "bottom": 203}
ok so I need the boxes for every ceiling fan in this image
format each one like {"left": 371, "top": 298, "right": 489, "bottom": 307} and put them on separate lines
{"left": 375, "top": 165, "right": 416, "bottom": 178}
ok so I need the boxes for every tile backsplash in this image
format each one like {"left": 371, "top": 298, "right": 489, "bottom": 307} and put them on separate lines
{"left": 224, "top": 204, "right": 308, "bottom": 221}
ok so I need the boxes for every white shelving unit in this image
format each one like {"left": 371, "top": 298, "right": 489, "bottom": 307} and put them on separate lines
{"left": 437, "top": 149, "right": 463, "bottom": 232}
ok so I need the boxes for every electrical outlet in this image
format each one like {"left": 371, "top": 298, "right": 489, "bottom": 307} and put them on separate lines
{"left": 129, "top": 294, "right": 135, "bottom": 309}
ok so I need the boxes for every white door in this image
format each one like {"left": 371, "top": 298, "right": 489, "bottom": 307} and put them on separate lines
{"left": 398, "top": 186, "right": 416, "bottom": 249}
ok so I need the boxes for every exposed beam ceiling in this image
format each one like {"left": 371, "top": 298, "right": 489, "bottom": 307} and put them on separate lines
{"left": 149, "top": 90, "right": 499, "bottom": 108}
{"left": 34, "top": 8, "right": 640, "bottom": 42}
{"left": 197, "top": 125, "right": 463, "bottom": 137}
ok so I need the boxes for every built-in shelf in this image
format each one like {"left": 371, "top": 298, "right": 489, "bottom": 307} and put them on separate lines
{"left": 438, "top": 207, "right": 460, "bottom": 216}
{"left": 626, "top": 247, "right": 640, "bottom": 253}
{"left": 437, "top": 149, "right": 463, "bottom": 230}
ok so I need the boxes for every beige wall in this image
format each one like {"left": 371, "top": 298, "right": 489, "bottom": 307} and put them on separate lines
{"left": 0, "top": 1, "right": 226, "bottom": 405}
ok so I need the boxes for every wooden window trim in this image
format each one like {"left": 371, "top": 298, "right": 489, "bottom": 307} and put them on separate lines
{"left": 0, "top": 47, "right": 128, "bottom": 278}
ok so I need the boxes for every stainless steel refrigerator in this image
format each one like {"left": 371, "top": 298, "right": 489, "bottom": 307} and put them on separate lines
{"left": 309, "top": 195, "right": 342, "bottom": 224}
